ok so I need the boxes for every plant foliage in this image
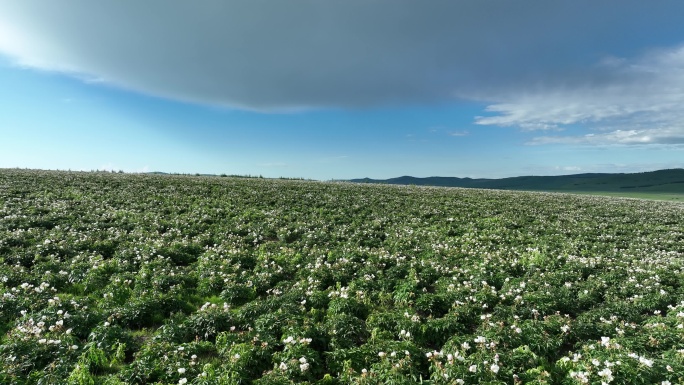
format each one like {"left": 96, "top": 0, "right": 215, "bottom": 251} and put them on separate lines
{"left": 1, "top": 169, "right": 683, "bottom": 384}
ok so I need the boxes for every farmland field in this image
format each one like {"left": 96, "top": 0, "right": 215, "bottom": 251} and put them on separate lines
{"left": 1, "top": 169, "right": 684, "bottom": 384}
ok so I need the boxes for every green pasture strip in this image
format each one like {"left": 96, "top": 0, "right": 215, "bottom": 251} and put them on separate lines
{"left": 554, "top": 190, "right": 684, "bottom": 201}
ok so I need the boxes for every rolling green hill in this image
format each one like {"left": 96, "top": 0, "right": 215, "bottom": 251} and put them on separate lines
{"left": 350, "top": 169, "right": 684, "bottom": 196}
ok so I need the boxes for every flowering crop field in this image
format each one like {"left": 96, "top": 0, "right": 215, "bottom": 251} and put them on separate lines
{"left": 1, "top": 169, "right": 684, "bottom": 385}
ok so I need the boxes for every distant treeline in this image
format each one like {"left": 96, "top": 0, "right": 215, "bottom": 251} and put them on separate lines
{"left": 350, "top": 168, "right": 684, "bottom": 194}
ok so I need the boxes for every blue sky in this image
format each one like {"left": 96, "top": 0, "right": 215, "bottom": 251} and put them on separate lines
{"left": 2, "top": 1, "right": 684, "bottom": 180}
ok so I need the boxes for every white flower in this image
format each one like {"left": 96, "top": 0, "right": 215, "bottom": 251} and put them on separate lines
{"left": 638, "top": 356, "right": 653, "bottom": 367}
{"left": 598, "top": 368, "right": 613, "bottom": 382}
{"left": 299, "top": 357, "right": 307, "bottom": 364}
{"left": 662, "top": 381, "right": 671, "bottom": 385}
{"left": 178, "top": 368, "right": 186, "bottom": 374}
{"left": 279, "top": 362, "right": 288, "bottom": 370}
{"left": 378, "top": 351, "right": 386, "bottom": 357}
{"left": 300, "top": 362, "right": 309, "bottom": 372}
{"left": 178, "top": 379, "right": 187, "bottom": 385}
{"left": 469, "top": 365, "right": 477, "bottom": 373}
{"left": 570, "top": 371, "right": 590, "bottom": 384}
{"left": 474, "top": 336, "right": 486, "bottom": 343}
{"left": 490, "top": 363, "right": 499, "bottom": 373}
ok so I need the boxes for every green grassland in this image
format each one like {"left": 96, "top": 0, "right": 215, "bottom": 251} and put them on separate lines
{"left": 565, "top": 191, "right": 684, "bottom": 202}
{"left": 1, "top": 169, "right": 684, "bottom": 384}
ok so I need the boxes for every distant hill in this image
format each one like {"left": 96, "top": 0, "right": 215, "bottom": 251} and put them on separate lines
{"left": 349, "top": 169, "right": 684, "bottom": 194}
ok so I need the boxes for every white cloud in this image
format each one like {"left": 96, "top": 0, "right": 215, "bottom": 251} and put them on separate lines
{"left": 528, "top": 128, "right": 684, "bottom": 146}
{"left": 477, "top": 45, "right": 684, "bottom": 146}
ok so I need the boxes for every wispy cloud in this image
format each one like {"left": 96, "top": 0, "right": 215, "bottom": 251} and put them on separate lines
{"left": 427, "top": 126, "right": 469, "bottom": 137}
{"left": 448, "top": 130, "right": 470, "bottom": 137}
{"left": 477, "top": 45, "right": 684, "bottom": 146}
{"left": 527, "top": 128, "right": 684, "bottom": 146}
